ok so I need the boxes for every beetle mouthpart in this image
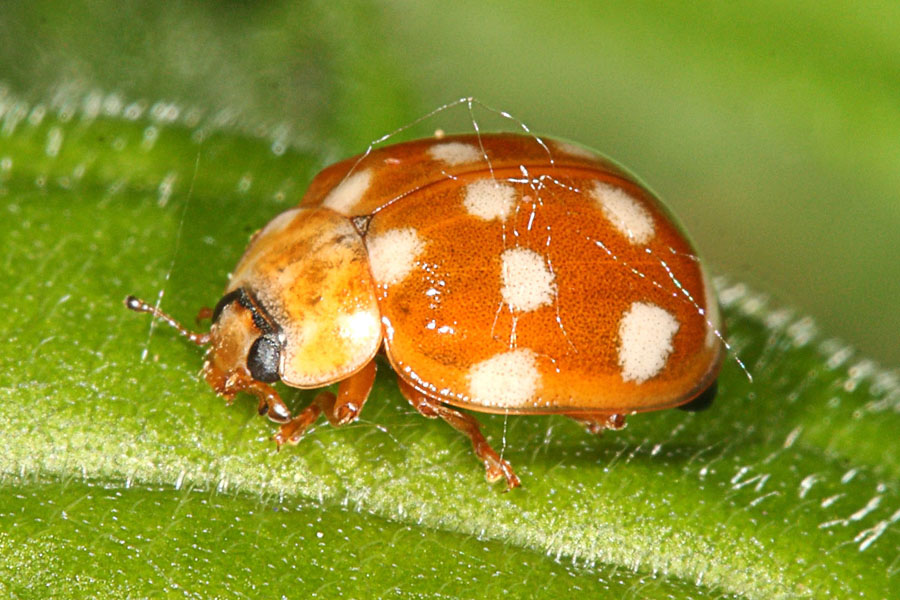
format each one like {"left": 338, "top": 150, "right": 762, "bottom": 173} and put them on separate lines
{"left": 124, "top": 294, "right": 211, "bottom": 346}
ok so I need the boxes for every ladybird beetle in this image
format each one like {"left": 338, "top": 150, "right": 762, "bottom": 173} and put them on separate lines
{"left": 126, "top": 132, "right": 723, "bottom": 489}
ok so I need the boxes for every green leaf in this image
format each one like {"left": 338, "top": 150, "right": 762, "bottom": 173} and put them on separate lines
{"left": 2, "top": 81, "right": 899, "bottom": 600}
{"left": 1, "top": 3, "right": 898, "bottom": 599}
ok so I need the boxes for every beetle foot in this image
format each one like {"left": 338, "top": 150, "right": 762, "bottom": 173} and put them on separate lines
{"left": 271, "top": 390, "right": 336, "bottom": 447}
{"left": 257, "top": 397, "right": 291, "bottom": 423}
{"left": 273, "top": 409, "right": 321, "bottom": 447}
{"left": 569, "top": 413, "right": 626, "bottom": 435}
{"left": 325, "top": 360, "right": 375, "bottom": 426}
{"left": 334, "top": 402, "right": 359, "bottom": 426}
{"left": 484, "top": 456, "right": 521, "bottom": 490}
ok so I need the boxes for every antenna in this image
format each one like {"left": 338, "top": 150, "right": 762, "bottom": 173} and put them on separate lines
{"left": 125, "top": 295, "right": 211, "bottom": 346}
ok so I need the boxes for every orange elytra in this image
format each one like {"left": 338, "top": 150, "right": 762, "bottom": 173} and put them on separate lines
{"left": 126, "top": 132, "right": 724, "bottom": 489}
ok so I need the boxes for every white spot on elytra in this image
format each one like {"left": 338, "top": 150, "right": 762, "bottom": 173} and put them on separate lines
{"left": 463, "top": 179, "right": 516, "bottom": 221}
{"left": 366, "top": 227, "right": 425, "bottom": 286}
{"left": 468, "top": 349, "right": 541, "bottom": 407}
{"left": 618, "top": 302, "right": 680, "bottom": 383}
{"left": 336, "top": 310, "right": 381, "bottom": 345}
{"left": 257, "top": 207, "right": 301, "bottom": 239}
{"left": 322, "top": 169, "right": 372, "bottom": 214}
{"left": 591, "top": 181, "right": 654, "bottom": 244}
{"left": 500, "top": 247, "right": 556, "bottom": 312}
{"left": 553, "top": 140, "right": 596, "bottom": 159}
{"left": 428, "top": 142, "right": 481, "bottom": 165}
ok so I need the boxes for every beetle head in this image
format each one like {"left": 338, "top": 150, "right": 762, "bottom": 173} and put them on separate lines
{"left": 201, "top": 288, "right": 284, "bottom": 394}
{"left": 126, "top": 208, "right": 384, "bottom": 395}
{"left": 224, "top": 207, "right": 382, "bottom": 389}
{"left": 124, "top": 290, "right": 284, "bottom": 395}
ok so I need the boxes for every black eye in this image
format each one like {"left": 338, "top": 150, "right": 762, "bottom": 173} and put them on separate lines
{"left": 247, "top": 335, "right": 281, "bottom": 383}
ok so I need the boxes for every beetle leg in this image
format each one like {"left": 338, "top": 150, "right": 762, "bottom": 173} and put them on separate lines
{"left": 568, "top": 413, "right": 626, "bottom": 435}
{"left": 330, "top": 359, "right": 377, "bottom": 426}
{"left": 194, "top": 306, "right": 214, "bottom": 324}
{"left": 243, "top": 379, "right": 292, "bottom": 423}
{"left": 272, "top": 390, "right": 333, "bottom": 447}
{"left": 272, "top": 360, "right": 377, "bottom": 447}
{"left": 202, "top": 362, "right": 293, "bottom": 423}
{"left": 396, "top": 377, "right": 521, "bottom": 490}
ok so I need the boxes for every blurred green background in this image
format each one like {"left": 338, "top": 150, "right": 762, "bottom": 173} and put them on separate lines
{"left": 1, "top": 0, "right": 897, "bottom": 365}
